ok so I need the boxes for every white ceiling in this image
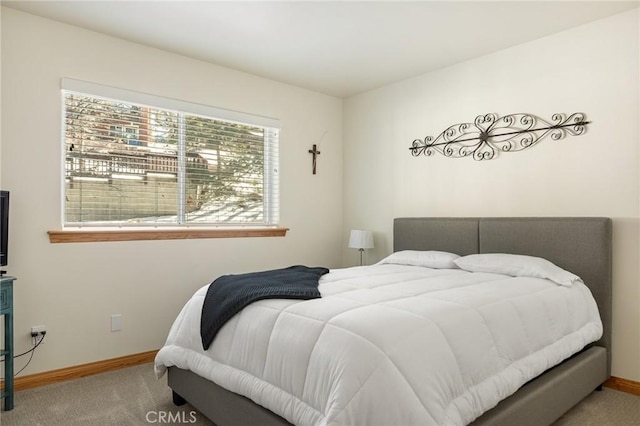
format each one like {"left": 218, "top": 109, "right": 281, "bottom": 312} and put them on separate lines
{"left": 3, "top": 1, "right": 638, "bottom": 97}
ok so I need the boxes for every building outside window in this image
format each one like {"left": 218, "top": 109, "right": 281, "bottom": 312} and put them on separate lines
{"left": 62, "top": 79, "right": 280, "bottom": 228}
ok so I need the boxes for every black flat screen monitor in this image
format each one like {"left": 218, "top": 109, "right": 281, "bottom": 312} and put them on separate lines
{"left": 0, "top": 190, "right": 9, "bottom": 267}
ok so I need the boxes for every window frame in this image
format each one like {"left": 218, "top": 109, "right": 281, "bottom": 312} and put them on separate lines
{"left": 53, "top": 78, "right": 285, "bottom": 242}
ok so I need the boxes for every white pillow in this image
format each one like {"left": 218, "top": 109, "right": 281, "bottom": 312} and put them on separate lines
{"left": 377, "top": 250, "right": 460, "bottom": 269}
{"left": 453, "top": 253, "right": 582, "bottom": 286}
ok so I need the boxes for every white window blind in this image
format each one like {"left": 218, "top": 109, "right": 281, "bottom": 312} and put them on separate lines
{"left": 62, "top": 79, "right": 280, "bottom": 227}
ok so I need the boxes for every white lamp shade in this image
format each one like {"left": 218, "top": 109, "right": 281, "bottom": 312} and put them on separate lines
{"left": 348, "top": 229, "right": 374, "bottom": 249}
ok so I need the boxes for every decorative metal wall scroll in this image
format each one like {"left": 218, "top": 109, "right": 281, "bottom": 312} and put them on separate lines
{"left": 409, "top": 113, "right": 589, "bottom": 161}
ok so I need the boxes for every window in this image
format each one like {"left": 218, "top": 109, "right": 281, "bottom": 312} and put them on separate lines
{"left": 62, "top": 79, "right": 280, "bottom": 229}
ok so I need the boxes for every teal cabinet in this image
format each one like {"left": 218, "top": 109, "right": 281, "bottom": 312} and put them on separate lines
{"left": 0, "top": 276, "right": 16, "bottom": 411}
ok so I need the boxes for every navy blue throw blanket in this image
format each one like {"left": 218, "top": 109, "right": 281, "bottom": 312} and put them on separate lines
{"left": 200, "top": 265, "right": 329, "bottom": 350}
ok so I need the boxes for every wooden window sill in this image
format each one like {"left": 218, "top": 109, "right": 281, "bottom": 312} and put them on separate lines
{"left": 48, "top": 227, "right": 289, "bottom": 243}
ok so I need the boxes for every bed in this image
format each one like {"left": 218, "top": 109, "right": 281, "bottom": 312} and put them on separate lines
{"left": 155, "top": 217, "right": 612, "bottom": 425}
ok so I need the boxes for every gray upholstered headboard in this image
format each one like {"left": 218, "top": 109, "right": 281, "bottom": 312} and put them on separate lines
{"left": 393, "top": 217, "right": 612, "bottom": 374}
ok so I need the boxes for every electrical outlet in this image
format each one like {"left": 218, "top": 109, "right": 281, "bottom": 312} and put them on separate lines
{"left": 31, "top": 325, "right": 46, "bottom": 335}
{"left": 31, "top": 325, "right": 46, "bottom": 344}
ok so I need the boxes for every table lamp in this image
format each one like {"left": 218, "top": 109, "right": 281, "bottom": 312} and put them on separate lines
{"left": 349, "top": 229, "right": 374, "bottom": 266}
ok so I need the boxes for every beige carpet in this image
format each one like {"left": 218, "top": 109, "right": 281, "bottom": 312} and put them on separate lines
{"left": 0, "top": 364, "right": 638, "bottom": 425}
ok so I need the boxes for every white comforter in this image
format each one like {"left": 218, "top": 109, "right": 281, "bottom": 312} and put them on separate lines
{"left": 154, "top": 264, "right": 602, "bottom": 426}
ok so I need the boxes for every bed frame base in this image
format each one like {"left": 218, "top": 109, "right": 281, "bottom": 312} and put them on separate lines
{"left": 470, "top": 346, "right": 607, "bottom": 425}
{"left": 168, "top": 346, "right": 606, "bottom": 426}
{"left": 168, "top": 366, "right": 294, "bottom": 426}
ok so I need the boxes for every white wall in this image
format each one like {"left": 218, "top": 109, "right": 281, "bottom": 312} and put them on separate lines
{"left": 0, "top": 8, "right": 343, "bottom": 374}
{"left": 344, "top": 10, "right": 640, "bottom": 381}
{"left": 0, "top": 6, "right": 2, "bottom": 185}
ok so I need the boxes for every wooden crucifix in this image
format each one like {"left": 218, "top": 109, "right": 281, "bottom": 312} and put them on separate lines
{"left": 308, "top": 144, "right": 321, "bottom": 175}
